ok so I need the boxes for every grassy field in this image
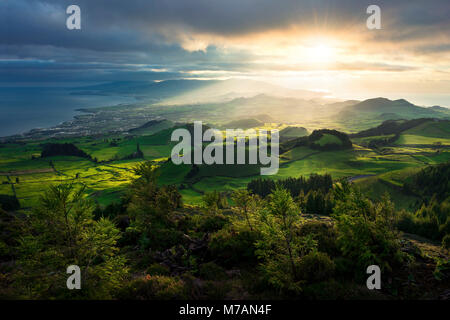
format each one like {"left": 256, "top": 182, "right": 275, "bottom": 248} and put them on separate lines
{"left": 316, "top": 133, "right": 342, "bottom": 146}
{"left": 394, "top": 134, "right": 450, "bottom": 146}
{"left": 1, "top": 119, "right": 449, "bottom": 210}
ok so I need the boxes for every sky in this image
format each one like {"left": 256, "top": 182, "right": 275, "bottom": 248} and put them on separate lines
{"left": 1, "top": 0, "right": 450, "bottom": 106}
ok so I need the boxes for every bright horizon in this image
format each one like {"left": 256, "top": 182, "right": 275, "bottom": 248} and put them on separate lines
{"left": 1, "top": 1, "right": 450, "bottom": 107}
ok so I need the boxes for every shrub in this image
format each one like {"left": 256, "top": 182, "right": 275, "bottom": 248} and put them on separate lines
{"left": 297, "top": 251, "right": 335, "bottom": 283}
{"left": 302, "top": 279, "right": 347, "bottom": 300}
{"left": 442, "top": 234, "right": 450, "bottom": 250}
{"left": 202, "top": 191, "right": 228, "bottom": 213}
{"left": 397, "top": 211, "right": 441, "bottom": 240}
{"left": 202, "top": 280, "right": 232, "bottom": 299}
{"left": 333, "top": 191, "right": 406, "bottom": 277}
{"left": 333, "top": 257, "right": 356, "bottom": 278}
{"left": 118, "top": 275, "right": 186, "bottom": 300}
{"left": 439, "top": 218, "right": 450, "bottom": 238}
{"left": 146, "top": 228, "right": 184, "bottom": 251}
{"left": 146, "top": 263, "right": 170, "bottom": 276}
{"left": 209, "top": 226, "right": 261, "bottom": 266}
{"left": 194, "top": 213, "right": 229, "bottom": 233}
{"left": 297, "top": 221, "right": 338, "bottom": 256}
{"left": 336, "top": 214, "right": 406, "bottom": 276}
{"left": 198, "top": 262, "right": 227, "bottom": 280}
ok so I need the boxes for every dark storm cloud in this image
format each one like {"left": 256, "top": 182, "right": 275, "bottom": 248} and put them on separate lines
{"left": 0, "top": 0, "right": 449, "bottom": 83}
{"left": 3, "top": 0, "right": 448, "bottom": 43}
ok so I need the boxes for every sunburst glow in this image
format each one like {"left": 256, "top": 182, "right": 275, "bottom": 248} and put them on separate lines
{"left": 308, "top": 43, "right": 336, "bottom": 63}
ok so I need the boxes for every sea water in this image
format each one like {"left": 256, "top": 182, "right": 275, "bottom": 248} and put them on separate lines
{"left": 0, "top": 86, "right": 135, "bottom": 137}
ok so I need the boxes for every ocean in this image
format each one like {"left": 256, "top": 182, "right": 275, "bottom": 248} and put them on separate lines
{"left": 0, "top": 87, "right": 136, "bottom": 137}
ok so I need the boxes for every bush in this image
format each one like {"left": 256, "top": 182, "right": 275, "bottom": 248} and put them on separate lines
{"left": 333, "top": 192, "right": 406, "bottom": 276}
{"left": 336, "top": 214, "right": 405, "bottom": 275}
{"left": 209, "top": 226, "right": 261, "bottom": 266}
{"left": 297, "top": 221, "right": 338, "bottom": 256}
{"left": 202, "top": 280, "right": 231, "bottom": 299}
{"left": 302, "top": 279, "right": 347, "bottom": 300}
{"left": 198, "top": 262, "right": 227, "bottom": 280}
{"left": 333, "top": 257, "right": 356, "bottom": 278}
{"left": 194, "top": 213, "right": 229, "bottom": 233}
{"left": 146, "top": 263, "right": 170, "bottom": 276}
{"left": 442, "top": 234, "right": 450, "bottom": 250}
{"left": 118, "top": 275, "right": 186, "bottom": 300}
{"left": 397, "top": 211, "right": 441, "bottom": 240}
{"left": 297, "top": 251, "right": 335, "bottom": 283}
{"left": 439, "top": 218, "right": 450, "bottom": 239}
{"left": 148, "top": 229, "right": 185, "bottom": 251}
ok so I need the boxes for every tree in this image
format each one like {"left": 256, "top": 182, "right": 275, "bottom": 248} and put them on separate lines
{"left": 15, "top": 184, "right": 127, "bottom": 299}
{"left": 126, "top": 163, "right": 183, "bottom": 250}
{"left": 202, "top": 191, "right": 227, "bottom": 215}
{"left": 255, "top": 187, "right": 317, "bottom": 293}
{"left": 231, "top": 189, "right": 260, "bottom": 231}
{"left": 332, "top": 186, "right": 406, "bottom": 276}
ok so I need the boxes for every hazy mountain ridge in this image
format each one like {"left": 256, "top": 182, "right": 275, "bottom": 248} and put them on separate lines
{"left": 3, "top": 79, "right": 450, "bottom": 140}
{"left": 339, "top": 97, "right": 450, "bottom": 120}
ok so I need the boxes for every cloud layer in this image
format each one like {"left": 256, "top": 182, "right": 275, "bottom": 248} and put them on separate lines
{"left": 1, "top": 0, "right": 449, "bottom": 104}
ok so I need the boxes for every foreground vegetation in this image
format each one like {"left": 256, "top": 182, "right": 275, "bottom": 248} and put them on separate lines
{"left": 0, "top": 161, "right": 449, "bottom": 299}
{"left": 0, "top": 117, "right": 449, "bottom": 299}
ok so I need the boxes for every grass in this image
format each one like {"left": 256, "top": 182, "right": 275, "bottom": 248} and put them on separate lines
{"left": 355, "top": 174, "right": 419, "bottom": 211}
{"left": 1, "top": 121, "right": 450, "bottom": 209}
{"left": 316, "top": 133, "right": 342, "bottom": 146}
{"left": 403, "top": 120, "right": 450, "bottom": 138}
{"left": 351, "top": 134, "right": 395, "bottom": 145}
{"left": 395, "top": 134, "right": 450, "bottom": 146}
{"left": 280, "top": 146, "right": 319, "bottom": 162}
{"left": 0, "top": 152, "right": 141, "bottom": 208}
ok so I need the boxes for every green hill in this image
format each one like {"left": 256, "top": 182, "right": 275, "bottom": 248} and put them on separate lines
{"left": 338, "top": 99, "right": 450, "bottom": 130}
{"left": 128, "top": 119, "right": 174, "bottom": 135}
{"left": 222, "top": 118, "right": 263, "bottom": 129}
{"left": 351, "top": 118, "right": 441, "bottom": 138}
{"left": 351, "top": 119, "right": 450, "bottom": 147}
{"left": 279, "top": 126, "right": 309, "bottom": 141}
{"left": 394, "top": 120, "right": 450, "bottom": 146}
{"left": 315, "top": 133, "right": 342, "bottom": 146}
{"left": 281, "top": 129, "right": 352, "bottom": 153}
{"left": 402, "top": 120, "right": 450, "bottom": 138}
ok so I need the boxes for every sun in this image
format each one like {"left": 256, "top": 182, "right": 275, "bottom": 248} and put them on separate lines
{"left": 308, "top": 43, "right": 336, "bottom": 63}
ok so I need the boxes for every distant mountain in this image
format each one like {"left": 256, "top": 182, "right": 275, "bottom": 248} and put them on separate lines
{"left": 73, "top": 80, "right": 219, "bottom": 102}
{"left": 217, "top": 94, "right": 326, "bottom": 123}
{"left": 73, "top": 78, "right": 328, "bottom": 107}
{"left": 253, "top": 114, "right": 275, "bottom": 122}
{"left": 429, "top": 106, "right": 450, "bottom": 113}
{"left": 351, "top": 118, "right": 449, "bottom": 138}
{"left": 157, "top": 78, "right": 326, "bottom": 105}
{"left": 325, "top": 100, "right": 360, "bottom": 109}
{"left": 222, "top": 118, "right": 263, "bottom": 129}
{"left": 339, "top": 97, "right": 449, "bottom": 120}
